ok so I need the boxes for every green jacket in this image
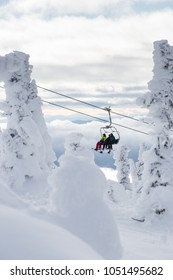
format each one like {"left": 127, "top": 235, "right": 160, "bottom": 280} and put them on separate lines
{"left": 100, "top": 135, "right": 106, "bottom": 142}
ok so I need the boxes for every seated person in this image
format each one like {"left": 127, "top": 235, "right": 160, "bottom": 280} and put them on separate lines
{"left": 95, "top": 133, "right": 106, "bottom": 150}
{"left": 103, "top": 133, "right": 116, "bottom": 152}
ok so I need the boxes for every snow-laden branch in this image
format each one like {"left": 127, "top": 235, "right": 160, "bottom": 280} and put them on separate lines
{"left": 0, "top": 51, "right": 26, "bottom": 81}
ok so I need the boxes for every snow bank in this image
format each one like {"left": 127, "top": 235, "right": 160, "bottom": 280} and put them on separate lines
{"left": 51, "top": 133, "right": 122, "bottom": 259}
{"left": 0, "top": 203, "right": 102, "bottom": 260}
{"left": 0, "top": 180, "right": 26, "bottom": 209}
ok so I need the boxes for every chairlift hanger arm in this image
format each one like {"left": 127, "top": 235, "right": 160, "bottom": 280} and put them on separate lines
{"left": 104, "top": 106, "right": 112, "bottom": 126}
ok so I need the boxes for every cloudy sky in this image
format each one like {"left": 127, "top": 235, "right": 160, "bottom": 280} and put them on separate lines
{"left": 0, "top": 0, "right": 173, "bottom": 122}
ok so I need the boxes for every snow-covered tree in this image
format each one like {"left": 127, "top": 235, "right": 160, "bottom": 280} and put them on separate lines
{"left": 51, "top": 132, "right": 122, "bottom": 259}
{"left": 0, "top": 51, "right": 56, "bottom": 191}
{"left": 133, "top": 40, "right": 173, "bottom": 221}
{"left": 129, "top": 159, "right": 138, "bottom": 195}
{"left": 130, "top": 143, "right": 149, "bottom": 195}
{"left": 114, "top": 145, "right": 131, "bottom": 190}
{"left": 136, "top": 143, "right": 149, "bottom": 183}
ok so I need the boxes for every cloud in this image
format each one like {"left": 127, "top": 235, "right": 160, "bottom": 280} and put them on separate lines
{"left": 138, "top": 0, "right": 172, "bottom": 3}
{"left": 1, "top": 0, "right": 172, "bottom": 19}
{"left": 0, "top": 1, "right": 173, "bottom": 119}
{"left": 28, "top": 11, "right": 173, "bottom": 91}
{"left": 0, "top": 0, "right": 134, "bottom": 18}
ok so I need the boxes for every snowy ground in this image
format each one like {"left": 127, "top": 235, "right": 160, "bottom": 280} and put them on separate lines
{"left": 0, "top": 167, "right": 173, "bottom": 260}
{"left": 102, "top": 167, "right": 173, "bottom": 260}
{"left": 0, "top": 203, "right": 102, "bottom": 260}
{"left": 0, "top": 116, "right": 172, "bottom": 260}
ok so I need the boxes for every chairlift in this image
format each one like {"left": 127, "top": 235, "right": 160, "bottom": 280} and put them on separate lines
{"left": 100, "top": 107, "right": 120, "bottom": 146}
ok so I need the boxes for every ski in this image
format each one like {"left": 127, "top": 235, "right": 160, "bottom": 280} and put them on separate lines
{"left": 92, "top": 148, "right": 112, "bottom": 154}
{"left": 131, "top": 217, "right": 145, "bottom": 222}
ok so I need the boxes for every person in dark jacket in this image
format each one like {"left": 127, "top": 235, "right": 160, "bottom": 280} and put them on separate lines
{"left": 102, "top": 133, "right": 116, "bottom": 153}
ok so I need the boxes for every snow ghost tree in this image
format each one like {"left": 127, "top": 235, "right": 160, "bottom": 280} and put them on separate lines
{"left": 0, "top": 51, "right": 56, "bottom": 192}
{"left": 114, "top": 145, "right": 130, "bottom": 190}
{"left": 130, "top": 143, "right": 149, "bottom": 196}
{"left": 134, "top": 40, "right": 173, "bottom": 221}
{"left": 51, "top": 132, "right": 122, "bottom": 259}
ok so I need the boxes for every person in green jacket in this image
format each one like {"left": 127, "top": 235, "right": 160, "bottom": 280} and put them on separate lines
{"left": 95, "top": 133, "right": 106, "bottom": 150}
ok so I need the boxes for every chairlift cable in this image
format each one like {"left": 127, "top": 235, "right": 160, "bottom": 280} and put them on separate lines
{"left": 0, "top": 84, "right": 149, "bottom": 135}
{"left": 1, "top": 84, "right": 149, "bottom": 125}
{"left": 41, "top": 99, "right": 149, "bottom": 135}
{"left": 37, "top": 85, "right": 107, "bottom": 111}
{"left": 41, "top": 99, "right": 107, "bottom": 123}
{"left": 37, "top": 85, "right": 149, "bottom": 125}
